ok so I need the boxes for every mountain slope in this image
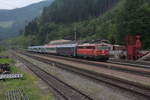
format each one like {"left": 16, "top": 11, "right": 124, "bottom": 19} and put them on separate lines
{"left": 41, "top": 0, "right": 119, "bottom": 23}
{"left": 10, "top": 0, "right": 150, "bottom": 49}
{"left": 0, "top": 0, "right": 53, "bottom": 39}
{"left": 23, "top": 0, "right": 119, "bottom": 44}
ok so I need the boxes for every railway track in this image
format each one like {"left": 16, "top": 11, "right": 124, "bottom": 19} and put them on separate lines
{"left": 16, "top": 51, "right": 150, "bottom": 99}
{"left": 28, "top": 51, "right": 150, "bottom": 77}
{"left": 13, "top": 53, "right": 93, "bottom": 100}
{"left": 108, "top": 59, "right": 150, "bottom": 69}
{"left": 6, "top": 88, "right": 29, "bottom": 100}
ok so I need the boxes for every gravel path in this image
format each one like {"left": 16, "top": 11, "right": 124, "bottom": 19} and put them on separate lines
{"left": 16, "top": 53, "right": 149, "bottom": 100}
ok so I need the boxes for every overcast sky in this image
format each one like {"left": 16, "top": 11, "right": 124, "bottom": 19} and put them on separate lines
{"left": 0, "top": 0, "right": 46, "bottom": 10}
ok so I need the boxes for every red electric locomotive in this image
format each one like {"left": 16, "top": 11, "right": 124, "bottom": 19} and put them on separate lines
{"left": 77, "top": 43, "right": 110, "bottom": 61}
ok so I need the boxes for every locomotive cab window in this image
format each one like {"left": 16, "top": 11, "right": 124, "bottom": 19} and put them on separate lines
{"left": 86, "top": 46, "right": 95, "bottom": 49}
{"left": 97, "top": 45, "right": 110, "bottom": 50}
{"left": 77, "top": 46, "right": 95, "bottom": 49}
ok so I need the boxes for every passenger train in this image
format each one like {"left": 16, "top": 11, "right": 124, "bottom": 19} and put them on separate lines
{"left": 28, "top": 43, "right": 110, "bottom": 61}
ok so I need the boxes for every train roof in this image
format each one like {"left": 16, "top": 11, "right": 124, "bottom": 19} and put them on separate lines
{"left": 28, "top": 43, "right": 112, "bottom": 49}
{"left": 78, "top": 44, "right": 96, "bottom": 46}
{"left": 57, "top": 43, "right": 77, "bottom": 48}
{"left": 44, "top": 44, "right": 57, "bottom": 48}
{"left": 48, "top": 40, "right": 73, "bottom": 45}
{"left": 28, "top": 46, "right": 45, "bottom": 48}
{"left": 78, "top": 43, "right": 112, "bottom": 47}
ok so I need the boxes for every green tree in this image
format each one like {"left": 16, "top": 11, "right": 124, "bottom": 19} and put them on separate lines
{"left": 116, "top": 0, "right": 150, "bottom": 46}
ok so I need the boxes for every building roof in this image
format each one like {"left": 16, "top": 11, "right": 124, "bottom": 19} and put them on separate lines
{"left": 48, "top": 40, "right": 73, "bottom": 45}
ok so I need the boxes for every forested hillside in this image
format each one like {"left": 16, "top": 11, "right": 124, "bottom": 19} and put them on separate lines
{"left": 23, "top": 0, "right": 119, "bottom": 45}
{"left": 0, "top": 0, "right": 53, "bottom": 39}
{"left": 19, "top": 0, "right": 150, "bottom": 49}
{"left": 41, "top": 0, "right": 118, "bottom": 23}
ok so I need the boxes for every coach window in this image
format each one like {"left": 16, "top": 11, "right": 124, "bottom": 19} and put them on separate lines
{"left": 78, "top": 46, "right": 83, "bottom": 49}
{"left": 87, "top": 46, "right": 95, "bottom": 49}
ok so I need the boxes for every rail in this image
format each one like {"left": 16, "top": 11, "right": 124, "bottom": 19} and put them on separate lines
{"left": 13, "top": 53, "right": 93, "bottom": 100}
{"left": 17, "top": 51, "right": 150, "bottom": 98}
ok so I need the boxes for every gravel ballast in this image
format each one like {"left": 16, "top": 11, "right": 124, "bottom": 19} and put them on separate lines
{"left": 15, "top": 53, "right": 149, "bottom": 100}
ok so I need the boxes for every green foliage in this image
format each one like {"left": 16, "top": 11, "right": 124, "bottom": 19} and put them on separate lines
{"left": 115, "top": 0, "right": 150, "bottom": 47}
{"left": 0, "top": 58, "right": 14, "bottom": 64}
{"left": 0, "top": 58, "right": 55, "bottom": 100}
{"left": 0, "top": 46, "right": 6, "bottom": 52}
{"left": 22, "top": 0, "right": 150, "bottom": 49}
{"left": 41, "top": 0, "right": 118, "bottom": 23}
{"left": 0, "top": 21, "right": 14, "bottom": 28}
{"left": 23, "top": 0, "right": 119, "bottom": 45}
{"left": 3, "top": 35, "right": 39, "bottom": 49}
{"left": 0, "top": 0, "right": 53, "bottom": 39}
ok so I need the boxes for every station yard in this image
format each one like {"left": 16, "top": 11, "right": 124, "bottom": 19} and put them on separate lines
{"left": 0, "top": 53, "right": 55, "bottom": 100}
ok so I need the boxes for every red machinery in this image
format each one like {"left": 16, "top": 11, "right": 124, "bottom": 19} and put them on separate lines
{"left": 126, "top": 35, "right": 142, "bottom": 60}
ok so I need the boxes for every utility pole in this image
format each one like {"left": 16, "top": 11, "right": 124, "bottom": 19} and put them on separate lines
{"left": 46, "top": 32, "right": 49, "bottom": 43}
{"left": 74, "top": 25, "right": 77, "bottom": 42}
